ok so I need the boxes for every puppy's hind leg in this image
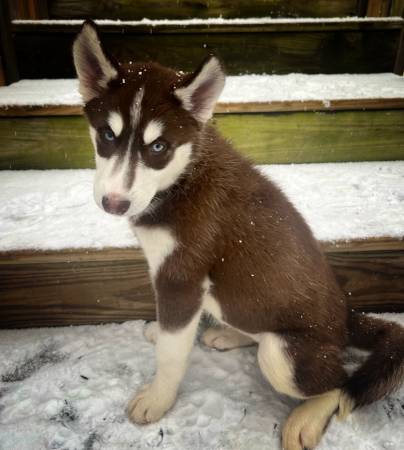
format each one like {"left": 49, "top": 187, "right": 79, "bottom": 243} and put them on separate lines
{"left": 201, "top": 326, "right": 256, "bottom": 351}
{"left": 257, "top": 333, "right": 348, "bottom": 450}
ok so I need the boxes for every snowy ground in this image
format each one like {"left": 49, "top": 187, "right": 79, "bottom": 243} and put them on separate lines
{"left": 0, "top": 73, "right": 403, "bottom": 107}
{"left": 0, "top": 313, "right": 403, "bottom": 450}
{"left": 0, "top": 162, "right": 403, "bottom": 251}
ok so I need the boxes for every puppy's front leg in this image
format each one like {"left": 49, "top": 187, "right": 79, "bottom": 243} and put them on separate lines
{"left": 128, "top": 310, "right": 201, "bottom": 424}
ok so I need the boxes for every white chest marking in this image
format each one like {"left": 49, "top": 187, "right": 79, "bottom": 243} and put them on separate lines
{"left": 134, "top": 226, "right": 176, "bottom": 278}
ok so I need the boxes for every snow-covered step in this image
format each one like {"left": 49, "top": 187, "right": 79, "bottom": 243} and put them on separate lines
{"left": 1, "top": 74, "right": 404, "bottom": 115}
{"left": 1, "top": 163, "right": 403, "bottom": 251}
{"left": 0, "top": 75, "right": 403, "bottom": 169}
{"left": 12, "top": 17, "right": 404, "bottom": 78}
{"left": 1, "top": 163, "right": 403, "bottom": 328}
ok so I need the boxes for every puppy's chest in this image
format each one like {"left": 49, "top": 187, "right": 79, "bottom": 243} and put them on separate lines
{"left": 133, "top": 225, "right": 177, "bottom": 278}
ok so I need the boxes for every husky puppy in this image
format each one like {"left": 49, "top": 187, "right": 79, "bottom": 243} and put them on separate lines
{"left": 73, "top": 21, "right": 404, "bottom": 450}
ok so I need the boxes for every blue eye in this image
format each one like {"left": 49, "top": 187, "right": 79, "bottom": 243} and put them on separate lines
{"left": 104, "top": 130, "right": 115, "bottom": 141}
{"left": 151, "top": 141, "right": 167, "bottom": 153}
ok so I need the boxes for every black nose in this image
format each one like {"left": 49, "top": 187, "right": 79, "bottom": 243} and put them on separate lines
{"left": 102, "top": 195, "right": 131, "bottom": 215}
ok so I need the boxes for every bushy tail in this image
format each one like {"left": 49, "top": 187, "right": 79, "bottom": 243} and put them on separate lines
{"left": 341, "top": 312, "right": 404, "bottom": 414}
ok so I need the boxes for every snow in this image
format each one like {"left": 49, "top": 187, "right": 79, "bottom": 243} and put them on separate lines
{"left": 221, "top": 73, "right": 404, "bottom": 104}
{"left": 0, "top": 170, "right": 135, "bottom": 251}
{"left": 0, "top": 162, "right": 403, "bottom": 252}
{"left": 0, "top": 79, "right": 82, "bottom": 107}
{"left": 1, "top": 74, "right": 404, "bottom": 107}
{"left": 0, "top": 313, "right": 403, "bottom": 450}
{"left": 13, "top": 17, "right": 404, "bottom": 26}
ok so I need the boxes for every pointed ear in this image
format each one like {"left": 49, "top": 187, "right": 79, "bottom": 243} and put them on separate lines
{"left": 73, "top": 20, "right": 119, "bottom": 103}
{"left": 173, "top": 56, "right": 225, "bottom": 123}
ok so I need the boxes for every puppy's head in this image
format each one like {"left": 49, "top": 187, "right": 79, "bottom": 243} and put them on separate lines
{"left": 73, "top": 20, "right": 225, "bottom": 218}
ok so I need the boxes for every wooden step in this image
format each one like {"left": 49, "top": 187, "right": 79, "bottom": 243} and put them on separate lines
{"left": 12, "top": 18, "right": 404, "bottom": 78}
{"left": 0, "top": 110, "right": 403, "bottom": 168}
{"left": 1, "top": 75, "right": 403, "bottom": 168}
{"left": 1, "top": 238, "right": 404, "bottom": 329}
{"left": 2, "top": 75, "right": 404, "bottom": 116}
{"left": 1, "top": 164, "right": 403, "bottom": 328}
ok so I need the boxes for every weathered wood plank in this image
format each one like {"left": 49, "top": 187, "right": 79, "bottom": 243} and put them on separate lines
{"left": 2, "top": 238, "right": 402, "bottom": 262}
{"left": 47, "top": 0, "right": 359, "bottom": 20}
{"left": 322, "top": 237, "right": 404, "bottom": 253}
{"left": 0, "top": 116, "right": 93, "bottom": 169}
{"left": 8, "top": 0, "right": 48, "bottom": 19}
{"left": 328, "top": 250, "right": 404, "bottom": 312}
{"left": 3, "top": 98, "right": 404, "bottom": 117}
{"left": 12, "top": 22, "right": 402, "bottom": 77}
{"left": 367, "top": 0, "right": 392, "bottom": 16}
{"left": 0, "top": 250, "right": 155, "bottom": 328}
{"left": 1, "top": 242, "right": 403, "bottom": 328}
{"left": 215, "top": 110, "right": 404, "bottom": 164}
{"left": 391, "top": 0, "right": 404, "bottom": 16}
{"left": 1, "top": 109, "right": 404, "bottom": 169}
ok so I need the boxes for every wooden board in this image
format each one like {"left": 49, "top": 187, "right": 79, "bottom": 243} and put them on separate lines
{"left": 1, "top": 239, "right": 403, "bottom": 328}
{"left": 322, "top": 237, "right": 404, "bottom": 253}
{"left": 3, "top": 98, "right": 404, "bottom": 117}
{"left": 367, "top": 0, "right": 392, "bottom": 16}
{"left": 47, "top": 0, "right": 360, "bottom": 20}
{"left": 8, "top": 0, "right": 48, "bottom": 19}
{"left": 391, "top": 0, "right": 404, "bottom": 16}
{"left": 0, "top": 116, "right": 93, "bottom": 169}
{"left": 3, "top": 109, "right": 403, "bottom": 169}
{"left": 215, "top": 110, "right": 404, "bottom": 164}
{"left": 0, "top": 248, "right": 155, "bottom": 328}
{"left": 12, "top": 20, "right": 403, "bottom": 78}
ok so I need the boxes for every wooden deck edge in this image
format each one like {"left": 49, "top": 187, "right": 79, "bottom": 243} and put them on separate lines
{"left": 1, "top": 237, "right": 403, "bottom": 328}
{"left": 1, "top": 237, "right": 402, "bottom": 263}
{"left": 11, "top": 18, "right": 404, "bottom": 34}
{"left": 321, "top": 237, "right": 404, "bottom": 253}
{"left": 1, "top": 98, "right": 404, "bottom": 117}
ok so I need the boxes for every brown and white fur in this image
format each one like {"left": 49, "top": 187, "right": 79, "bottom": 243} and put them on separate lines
{"left": 73, "top": 21, "right": 404, "bottom": 450}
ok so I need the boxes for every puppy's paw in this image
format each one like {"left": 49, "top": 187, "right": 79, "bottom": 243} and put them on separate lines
{"left": 143, "top": 321, "right": 159, "bottom": 344}
{"left": 282, "top": 390, "right": 340, "bottom": 450}
{"left": 127, "top": 384, "right": 175, "bottom": 424}
{"left": 201, "top": 327, "right": 254, "bottom": 351}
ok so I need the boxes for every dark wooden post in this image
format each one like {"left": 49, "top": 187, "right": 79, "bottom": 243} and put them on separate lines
{"left": 0, "top": 0, "right": 19, "bottom": 85}
{"left": 392, "top": 1, "right": 404, "bottom": 74}
{"left": 0, "top": 56, "right": 6, "bottom": 86}
{"left": 394, "top": 27, "right": 404, "bottom": 74}
{"left": 357, "top": 0, "right": 369, "bottom": 16}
